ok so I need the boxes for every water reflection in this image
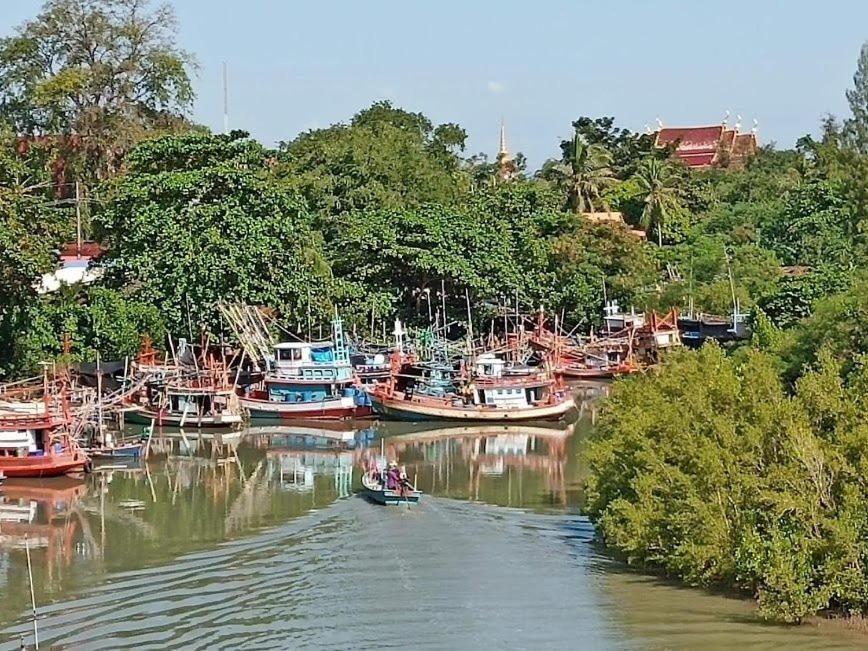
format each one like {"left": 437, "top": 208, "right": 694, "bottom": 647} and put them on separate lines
{"left": 1, "top": 397, "right": 864, "bottom": 649}
{"left": 357, "top": 422, "right": 580, "bottom": 510}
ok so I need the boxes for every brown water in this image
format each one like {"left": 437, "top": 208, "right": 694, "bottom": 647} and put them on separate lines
{"left": 0, "top": 386, "right": 864, "bottom": 649}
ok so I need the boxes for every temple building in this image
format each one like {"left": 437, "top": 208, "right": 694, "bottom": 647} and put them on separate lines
{"left": 496, "top": 119, "right": 517, "bottom": 182}
{"left": 653, "top": 117, "right": 758, "bottom": 169}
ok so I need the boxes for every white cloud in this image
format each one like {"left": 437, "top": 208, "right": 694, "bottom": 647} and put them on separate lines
{"left": 487, "top": 80, "right": 505, "bottom": 94}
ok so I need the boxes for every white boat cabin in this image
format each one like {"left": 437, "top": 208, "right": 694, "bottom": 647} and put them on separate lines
{"left": 271, "top": 342, "right": 352, "bottom": 382}
{"left": 603, "top": 300, "right": 645, "bottom": 332}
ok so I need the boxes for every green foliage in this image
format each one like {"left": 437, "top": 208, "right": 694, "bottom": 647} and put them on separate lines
{"left": 0, "top": 130, "right": 66, "bottom": 376}
{"left": 757, "top": 268, "right": 853, "bottom": 328}
{"left": 277, "top": 101, "right": 468, "bottom": 218}
{"left": 759, "top": 181, "right": 854, "bottom": 267}
{"left": 96, "top": 132, "right": 331, "bottom": 336}
{"left": 633, "top": 157, "right": 685, "bottom": 247}
{"left": 13, "top": 286, "right": 166, "bottom": 369}
{"left": 0, "top": 0, "right": 195, "bottom": 179}
{"left": 586, "top": 344, "right": 868, "bottom": 622}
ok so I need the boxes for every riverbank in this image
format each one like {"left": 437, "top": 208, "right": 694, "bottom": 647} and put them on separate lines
{"left": 585, "top": 342, "right": 868, "bottom": 624}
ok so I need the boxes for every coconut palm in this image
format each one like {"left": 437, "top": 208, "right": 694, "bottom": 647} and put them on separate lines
{"left": 634, "top": 157, "right": 683, "bottom": 246}
{"left": 557, "top": 131, "right": 616, "bottom": 214}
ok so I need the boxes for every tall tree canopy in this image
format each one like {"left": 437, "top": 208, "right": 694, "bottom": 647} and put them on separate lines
{"left": 96, "top": 132, "right": 331, "bottom": 336}
{"left": 0, "top": 0, "right": 195, "bottom": 178}
{"left": 277, "top": 101, "right": 468, "bottom": 220}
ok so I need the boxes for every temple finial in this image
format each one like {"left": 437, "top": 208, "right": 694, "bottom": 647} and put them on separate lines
{"left": 499, "top": 116, "right": 508, "bottom": 155}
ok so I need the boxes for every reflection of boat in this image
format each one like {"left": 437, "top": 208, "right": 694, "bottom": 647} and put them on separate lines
{"left": 246, "top": 421, "right": 357, "bottom": 443}
{"left": 361, "top": 468, "right": 421, "bottom": 505}
{"left": 377, "top": 422, "right": 574, "bottom": 443}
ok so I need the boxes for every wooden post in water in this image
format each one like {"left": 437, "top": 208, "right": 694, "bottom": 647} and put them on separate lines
{"left": 24, "top": 535, "right": 39, "bottom": 649}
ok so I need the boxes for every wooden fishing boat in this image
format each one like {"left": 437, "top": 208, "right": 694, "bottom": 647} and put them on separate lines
{"left": 240, "top": 318, "right": 372, "bottom": 420}
{"left": 561, "top": 360, "right": 637, "bottom": 380}
{"left": 0, "top": 413, "right": 88, "bottom": 478}
{"left": 361, "top": 468, "right": 421, "bottom": 505}
{"left": 85, "top": 442, "right": 143, "bottom": 460}
{"left": 126, "top": 382, "right": 243, "bottom": 428}
{"left": 369, "top": 350, "right": 574, "bottom": 422}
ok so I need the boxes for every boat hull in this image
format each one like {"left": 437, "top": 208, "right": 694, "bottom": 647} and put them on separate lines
{"left": 370, "top": 394, "right": 575, "bottom": 422}
{"left": 87, "top": 443, "right": 143, "bottom": 460}
{"left": 362, "top": 487, "right": 422, "bottom": 505}
{"left": 0, "top": 451, "right": 88, "bottom": 478}
{"left": 361, "top": 474, "right": 421, "bottom": 505}
{"left": 125, "top": 408, "right": 243, "bottom": 428}
{"left": 240, "top": 395, "right": 371, "bottom": 421}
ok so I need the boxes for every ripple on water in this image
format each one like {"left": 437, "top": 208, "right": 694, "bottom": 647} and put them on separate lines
{"left": 1, "top": 498, "right": 621, "bottom": 650}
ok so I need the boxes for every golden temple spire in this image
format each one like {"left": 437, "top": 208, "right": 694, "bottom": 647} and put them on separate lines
{"left": 496, "top": 117, "right": 516, "bottom": 182}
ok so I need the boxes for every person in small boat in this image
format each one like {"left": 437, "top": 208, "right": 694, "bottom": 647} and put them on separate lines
{"left": 386, "top": 461, "right": 401, "bottom": 489}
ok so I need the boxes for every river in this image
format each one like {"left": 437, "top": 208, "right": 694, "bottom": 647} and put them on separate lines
{"left": 0, "top": 386, "right": 864, "bottom": 649}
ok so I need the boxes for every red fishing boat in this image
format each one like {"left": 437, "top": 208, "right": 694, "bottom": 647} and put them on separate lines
{"left": 0, "top": 413, "right": 88, "bottom": 477}
{"left": 0, "top": 382, "right": 89, "bottom": 478}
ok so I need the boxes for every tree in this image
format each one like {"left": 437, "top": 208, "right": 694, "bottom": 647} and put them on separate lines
{"left": 96, "top": 132, "right": 332, "bottom": 337}
{"left": 758, "top": 181, "right": 853, "bottom": 268}
{"left": 277, "top": 101, "right": 468, "bottom": 220}
{"left": 565, "top": 116, "right": 653, "bottom": 177}
{"left": 844, "top": 42, "right": 868, "bottom": 154}
{"left": 0, "top": 0, "right": 195, "bottom": 179}
{"left": 551, "top": 130, "right": 615, "bottom": 214}
{"left": 0, "top": 127, "right": 67, "bottom": 376}
{"left": 634, "top": 157, "right": 683, "bottom": 246}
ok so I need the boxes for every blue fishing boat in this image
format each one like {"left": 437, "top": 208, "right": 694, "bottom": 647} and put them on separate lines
{"left": 240, "top": 317, "right": 371, "bottom": 420}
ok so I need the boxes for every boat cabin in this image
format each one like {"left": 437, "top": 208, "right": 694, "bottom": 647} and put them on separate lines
{"left": 272, "top": 342, "right": 352, "bottom": 382}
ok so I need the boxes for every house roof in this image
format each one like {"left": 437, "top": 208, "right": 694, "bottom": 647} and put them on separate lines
{"left": 59, "top": 241, "right": 105, "bottom": 260}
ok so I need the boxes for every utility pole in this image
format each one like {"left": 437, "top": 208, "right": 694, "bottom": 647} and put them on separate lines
{"left": 75, "top": 181, "right": 82, "bottom": 257}
{"left": 222, "top": 61, "right": 229, "bottom": 134}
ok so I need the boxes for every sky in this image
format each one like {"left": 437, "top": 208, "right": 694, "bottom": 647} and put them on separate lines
{"left": 3, "top": 0, "right": 868, "bottom": 170}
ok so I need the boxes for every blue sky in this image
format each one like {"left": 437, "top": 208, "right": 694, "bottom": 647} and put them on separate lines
{"left": 3, "top": 1, "right": 868, "bottom": 169}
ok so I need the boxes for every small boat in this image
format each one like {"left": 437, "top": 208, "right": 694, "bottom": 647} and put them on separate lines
{"left": 85, "top": 442, "right": 143, "bottom": 460}
{"left": 361, "top": 468, "right": 421, "bottom": 505}
{"left": 126, "top": 381, "right": 243, "bottom": 428}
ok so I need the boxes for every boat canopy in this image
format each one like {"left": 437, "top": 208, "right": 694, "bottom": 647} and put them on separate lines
{"left": 0, "top": 430, "right": 36, "bottom": 450}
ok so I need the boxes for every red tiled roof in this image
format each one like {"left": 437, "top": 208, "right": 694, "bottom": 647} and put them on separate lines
{"left": 677, "top": 152, "right": 717, "bottom": 167}
{"left": 655, "top": 126, "right": 723, "bottom": 153}
{"left": 59, "top": 241, "right": 105, "bottom": 261}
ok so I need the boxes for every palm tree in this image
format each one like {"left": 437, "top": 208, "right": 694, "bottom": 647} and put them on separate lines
{"left": 634, "top": 157, "right": 683, "bottom": 246}
{"left": 560, "top": 131, "right": 616, "bottom": 214}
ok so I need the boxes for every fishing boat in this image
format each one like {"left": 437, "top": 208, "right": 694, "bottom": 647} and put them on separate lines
{"left": 561, "top": 359, "right": 637, "bottom": 380}
{"left": 368, "top": 345, "right": 574, "bottom": 422}
{"left": 125, "top": 381, "right": 243, "bottom": 428}
{"left": 361, "top": 464, "right": 421, "bottom": 505}
{"left": 0, "top": 408, "right": 89, "bottom": 478}
{"left": 239, "top": 317, "right": 371, "bottom": 420}
{"left": 85, "top": 442, "right": 143, "bottom": 460}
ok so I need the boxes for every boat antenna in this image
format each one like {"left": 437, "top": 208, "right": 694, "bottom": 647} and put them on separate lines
{"left": 25, "top": 535, "right": 39, "bottom": 649}
{"left": 440, "top": 279, "right": 447, "bottom": 337}
{"left": 75, "top": 181, "right": 82, "bottom": 258}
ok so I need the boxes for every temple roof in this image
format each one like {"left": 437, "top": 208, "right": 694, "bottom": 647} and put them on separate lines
{"left": 653, "top": 123, "right": 757, "bottom": 168}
